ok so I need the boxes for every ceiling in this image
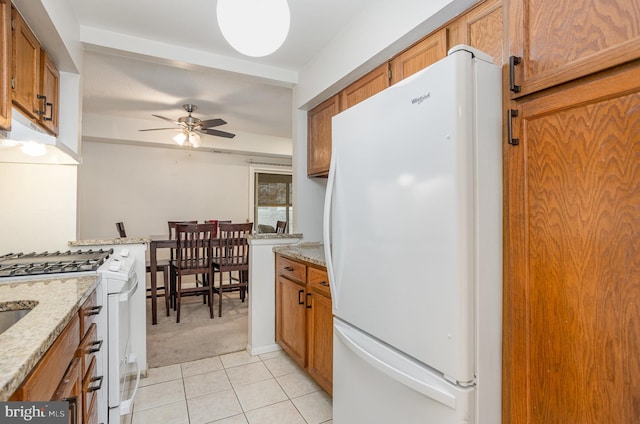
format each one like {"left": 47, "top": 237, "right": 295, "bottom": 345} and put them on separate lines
{"left": 66, "top": 0, "right": 376, "bottom": 146}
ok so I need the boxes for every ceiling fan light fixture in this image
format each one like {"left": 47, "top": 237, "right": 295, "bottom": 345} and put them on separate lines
{"left": 173, "top": 132, "right": 187, "bottom": 146}
{"left": 189, "top": 131, "right": 201, "bottom": 148}
{"left": 217, "top": 0, "right": 290, "bottom": 57}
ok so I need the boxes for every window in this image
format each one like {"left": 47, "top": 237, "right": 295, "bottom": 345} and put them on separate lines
{"left": 253, "top": 172, "right": 292, "bottom": 233}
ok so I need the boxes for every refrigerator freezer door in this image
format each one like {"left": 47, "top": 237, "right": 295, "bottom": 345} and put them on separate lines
{"left": 325, "top": 50, "right": 484, "bottom": 383}
{"left": 333, "top": 318, "right": 474, "bottom": 424}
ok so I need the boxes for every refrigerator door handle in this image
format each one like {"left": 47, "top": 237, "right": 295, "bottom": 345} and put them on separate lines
{"left": 335, "top": 320, "right": 457, "bottom": 409}
{"left": 323, "top": 149, "right": 338, "bottom": 305}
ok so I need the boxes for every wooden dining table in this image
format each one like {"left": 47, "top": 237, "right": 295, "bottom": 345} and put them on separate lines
{"left": 148, "top": 235, "right": 175, "bottom": 325}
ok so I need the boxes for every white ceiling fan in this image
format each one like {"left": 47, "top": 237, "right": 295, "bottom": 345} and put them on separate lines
{"left": 139, "top": 104, "right": 235, "bottom": 147}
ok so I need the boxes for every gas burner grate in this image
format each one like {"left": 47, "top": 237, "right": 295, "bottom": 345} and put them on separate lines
{"left": 0, "top": 249, "right": 113, "bottom": 277}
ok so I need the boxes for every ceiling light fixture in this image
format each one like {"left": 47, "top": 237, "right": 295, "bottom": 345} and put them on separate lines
{"left": 173, "top": 130, "right": 201, "bottom": 148}
{"left": 216, "top": 0, "right": 290, "bottom": 57}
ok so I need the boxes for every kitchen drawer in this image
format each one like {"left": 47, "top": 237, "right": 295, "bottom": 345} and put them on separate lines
{"left": 10, "top": 314, "right": 80, "bottom": 401}
{"left": 79, "top": 323, "right": 101, "bottom": 377}
{"left": 79, "top": 289, "right": 100, "bottom": 336}
{"left": 82, "top": 356, "right": 101, "bottom": 424}
{"left": 308, "top": 266, "right": 331, "bottom": 298}
{"left": 277, "top": 256, "right": 306, "bottom": 283}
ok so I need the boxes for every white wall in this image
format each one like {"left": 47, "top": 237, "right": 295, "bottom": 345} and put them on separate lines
{"left": 0, "top": 163, "right": 77, "bottom": 253}
{"left": 78, "top": 141, "right": 289, "bottom": 240}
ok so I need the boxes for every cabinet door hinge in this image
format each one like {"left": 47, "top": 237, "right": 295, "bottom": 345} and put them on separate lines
{"left": 388, "top": 69, "right": 392, "bottom": 80}
{"left": 10, "top": 18, "right": 14, "bottom": 31}
{"left": 11, "top": 77, "right": 14, "bottom": 89}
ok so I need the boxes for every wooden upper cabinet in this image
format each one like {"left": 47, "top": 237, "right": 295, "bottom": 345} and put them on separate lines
{"left": 11, "top": 5, "right": 40, "bottom": 120}
{"left": 390, "top": 28, "right": 447, "bottom": 84}
{"left": 307, "top": 95, "right": 340, "bottom": 177}
{"left": 447, "top": 0, "right": 503, "bottom": 66}
{"left": 0, "top": 0, "right": 10, "bottom": 130}
{"left": 508, "top": 0, "right": 640, "bottom": 98}
{"left": 39, "top": 50, "right": 59, "bottom": 135}
{"left": 503, "top": 61, "right": 640, "bottom": 424}
{"left": 341, "top": 63, "right": 390, "bottom": 109}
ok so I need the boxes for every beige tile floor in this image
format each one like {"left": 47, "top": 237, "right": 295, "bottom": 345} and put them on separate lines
{"left": 132, "top": 349, "right": 333, "bottom": 424}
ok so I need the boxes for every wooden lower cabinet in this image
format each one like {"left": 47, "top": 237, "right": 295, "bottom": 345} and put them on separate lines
{"left": 275, "top": 254, "right": 333, "bottom": 394}
{"left": 276, "top": 274, "right": 308, "bottom": 367}
{"left": 306, "top": 279, "right": 333, "bottom": 395}
{"left": 10, "top": 314, "right": 82, "bottom": 424}
{"left": 10, "top": 288, "right": 101, "bottom": 424}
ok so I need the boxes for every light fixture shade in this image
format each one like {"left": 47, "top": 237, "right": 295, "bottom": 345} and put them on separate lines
{"left": 217, "top": 0, "right": 290, "bottom": 57}
{"left": 173, "top": 132, "right": 187, "bottom": 146}
{"left": 189, "top": 132, "right": 201, "bottom": 148}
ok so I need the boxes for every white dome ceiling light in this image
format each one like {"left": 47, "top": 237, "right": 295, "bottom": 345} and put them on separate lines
{"left": 217, "top": 0, "right": 291, "bottom": 57}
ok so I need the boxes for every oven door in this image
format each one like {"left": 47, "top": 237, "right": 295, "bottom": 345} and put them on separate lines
{"left": 107, "top": 273, "right": 140, "bottom": 421}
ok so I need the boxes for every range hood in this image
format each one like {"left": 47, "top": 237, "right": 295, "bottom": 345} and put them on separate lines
{"left": 0, "top": 108, "right": 79, "bottom": 165}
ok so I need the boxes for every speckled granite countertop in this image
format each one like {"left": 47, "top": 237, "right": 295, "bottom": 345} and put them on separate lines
{"left": 273, "top": 242, "right": 326, "bottom": 268}
{"left": 248, "top": 233, "right": 303, "bottom": 240}
{"left": 69, "top": 237, "right": 150, "bottom": 247}
{"left": 0, "top": 275, "right": 98, "bottom": 400}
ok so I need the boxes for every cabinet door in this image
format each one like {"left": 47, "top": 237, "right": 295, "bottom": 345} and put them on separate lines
{"left": 275, "top": 275, "right": 307, "bottom": 367}
{"left": 503, "top": 63, "right": 640, "bottom": 423}
{"left": 39, "top": 49, "right": 59, "bottom": 135}
{"left": 11, "top": 6, "right": 40, "bottom": 119}
{"left": 0, "top": 0, "right": 10, "bottom": 130}
{"left": 390, "top": 28, "right": 446, "bottom": 84}
{"left": 446, "top": 0, "right": 503, "bottom": 66}
{"left": 307, "top": 285, "right": 333, "bottom": 395}
{"left": 307, "top": 95, "right": 340, "bottom": 177}
{"left": 509, "top": 0, "right": 640, "bottom": 98}
{"left": 341, "top": 63, "right": 389, "bottom": 109}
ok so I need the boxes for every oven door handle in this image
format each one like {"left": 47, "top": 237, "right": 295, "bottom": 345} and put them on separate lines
{"left": 118, "top": 275, "right": 139, "bottom": 302}
{"left": 119, "top": 353, "right": 141, "bottom": 415}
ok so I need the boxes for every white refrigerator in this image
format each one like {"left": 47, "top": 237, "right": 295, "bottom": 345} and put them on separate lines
{"left": 323, "top": 45, "right": 502, "bottom": 423}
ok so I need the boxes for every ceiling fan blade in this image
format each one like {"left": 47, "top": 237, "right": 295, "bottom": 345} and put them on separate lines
{"left": 139, "top": 127, "right": 179, "bottom": 131}
{"left": 152, "top": 114, "right": 179, "bottom": 124}
{"left": 201, "top": 128, "right": 236, "bottom": 138}
{"left": 199, "top": 118, "right": 227, "bottom": 129}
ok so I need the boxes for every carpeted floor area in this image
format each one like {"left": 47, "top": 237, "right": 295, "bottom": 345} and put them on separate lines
{"left": 146, "top": 291, "right": 248, "bottom": 368}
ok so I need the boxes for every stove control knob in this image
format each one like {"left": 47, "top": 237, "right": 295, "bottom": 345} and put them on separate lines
{"left": 108, "top": 260, "right": 122, "bottom": 272}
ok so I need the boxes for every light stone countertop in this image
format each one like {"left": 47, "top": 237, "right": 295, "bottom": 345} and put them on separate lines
{"left": 247, "top": 232, "right": 303, "bottom": 240}
{"left": 69, "top": 237, "right": 151, "bottom": 247}
{"left": 273, "top": 242, "right": 326, "bottom": 268}
{"left": 0, "top": 275, "right": 98, "bottom": 400}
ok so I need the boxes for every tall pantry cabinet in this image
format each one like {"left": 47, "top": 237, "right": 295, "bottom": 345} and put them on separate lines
{"left": 0, "top": 0, "right": 10, "bottom": 130}
{"left": 503, "top": 0, "right": 640, "bottom": 423}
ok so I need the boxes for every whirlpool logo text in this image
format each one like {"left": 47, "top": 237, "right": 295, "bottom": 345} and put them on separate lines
{"left": 411, "top": 93, "right": 431, "bottom": 105}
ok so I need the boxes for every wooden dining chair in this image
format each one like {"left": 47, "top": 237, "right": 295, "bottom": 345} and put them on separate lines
{"left": 212, "top": 222, "right": 253, "bottom": 317}
{"left": 169, "top": 222, "right": 216, "bottom": 323}
{"left": 276, "top": 220, "right": 288, "bottom": 233}
{"left": 115, "top": 222, "right": 171, "bottom": 316}
{"left": 167, "top": 220, "right": 198, "bottom": 309}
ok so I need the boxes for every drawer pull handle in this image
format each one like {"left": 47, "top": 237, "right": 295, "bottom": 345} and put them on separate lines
{"left": 298, "top": 289, "right": 305, "bottom": 305}
{"left": 87, "top": 375, "right": 103, "bottom": 393}
{"left": 62, "top": 396, "right": 78, "bottom": 424}
{"left": 284, "top": 266, "right": 294, "bottom": 272}
{"left": 87, "top": 339, "right": 103, "bottom": 354}
{"left": 319, "top": 281, "right": 329, "bottom": 287}
{"left": 85, "top": 305, "right": 103, "bottom": 316}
